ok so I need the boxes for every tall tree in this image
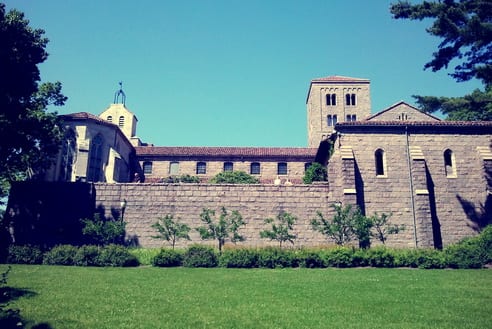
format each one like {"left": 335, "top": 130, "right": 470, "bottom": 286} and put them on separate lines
{"left": 0, "top": 4, "right": 67, "bottom": 198}
{"left": 390, "top": 0, "right": 492, "bottom": 120}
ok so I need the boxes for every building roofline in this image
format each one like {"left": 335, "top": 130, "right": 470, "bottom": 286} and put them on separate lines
{"left": 366, "top": 101, "right": 441, "bottom": 121}
{"left": 306, "top": 75, "right": 370, "bottom": 104}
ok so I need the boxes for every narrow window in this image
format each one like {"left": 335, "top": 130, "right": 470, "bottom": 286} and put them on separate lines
{"left": 118, "top": 116, "right": 125, "bottom": 127}
{"left": 107, "top": 116, "right": 112, "bottom": 123}
{"left": 224, "top": 162, "right": 234, "bottom": 172}
{"left": 375, "top": 149, "right": 385, "bottom": 176}
{"left": 326, "top": 94, "right": 331, "bottom": 106}
{"left": 345, "top": 93, "right": 356, "bottom": 105}
{"left": 331, "top": 94, "right": 336, "bottom": 106}
{"left": 304, "top": 162, "right": 312, "bottom": 172}
{"left": 444, "top": 149, "right": 456, "bottom": 177}
{"left": 196, "top": 162, "right": 207, "bottom": 175}
{"left": 351, "top": 94, "right": 356, "bottom": 106}
{"left": 345, "top": 94, "right": 351, "bottom": 106}
{"left": 333, "top": 115, "right": 338, "bottom": 125}
{"left": 346, "top": 114, "right": 351, "bottom": 122}
{"left": 143, "top": 161, "right": 153, "bottom": 174}
{"left": 277, "top": 162, "right": 288, "bottom": 175}
{"left": 351, "top": 114, "right": 356, "bottom": 121}
{"left": 250, "top": 162, "right": 260, "bottom": 175}
{"left": 169, "top": 161, "right": 179, "bottom": 175}
{"left": 88, "top": 134, "right": 104, "bottom": 182}
{"left": 60, "top": 129, "right": 76, "bottom": 181}
{"left": 327, "top": 115, "right": 333, "bottom": 126}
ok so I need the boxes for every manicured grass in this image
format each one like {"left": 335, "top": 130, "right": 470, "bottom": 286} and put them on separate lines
{"left": 3, "top": 265, "right": 491, "bottom": 329}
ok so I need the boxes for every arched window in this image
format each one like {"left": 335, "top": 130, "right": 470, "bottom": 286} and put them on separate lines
{"left": 327, "top": 115, "right": 333, "bottom": 126}
{"left": 196, "top": 161, "right": 207, "bottom": 174}
{"left": 444, "top": 149, "right": 456, "bottom": 177}
{"left": 107, "top": 115, "right": 112, "bottom": 123}
{"left": 375, "top": 149, "right": 386, "bottom": 176}
{"left": 88, "top": 134, "right": 104, "bottom": 182}
{"left": 250, "top": 162, "right": 260, "bottom": 175}
{"left": 224, "top": 162, "right": 234, "bottom": 172}
{"left": 118, "top": 116, "right": 125, "bottom": 127}
{"left": 326, "top": 94, "right": 336, "bottom": 106}
{"left": 277, "top": 162, "right": 288, "bottom": 175}
{"left": 60, "top": 129, "right": 76, "bottom": 181}
{"left": 169, "top": 161, "right": 179, "bottom": 175}
{"left": 345, "top": 93, "right": 356, "bottom": 106}
{"left": 143, "top": 161, "right": 153, "bottom": 174}
{"left": 333, "top": 114, "right": 338, "bottom": 125}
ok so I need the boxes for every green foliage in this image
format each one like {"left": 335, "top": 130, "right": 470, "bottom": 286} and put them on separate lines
{"left": 365, "top": 246, "right": 396, "bottom": 268}
{"left": 163, "top": 175, "right": 200, "bottom": 183}
{"left": 96, "top": 244, "right": 139, "bottom": 267}
{"left": 128, "top": 248, "right": 161, "bottom": 266}
{"left": 152, "top": 248, "right": 183, "bottom": 267}
{"left": 0, "top": 4, "right": 67, "bottom": 199}
{"left": 397, "top": 249, "right": 447, "bottom": 269}
{"left": 219, "top": 248, "right": 259, "bottom": 268}
{"left": 7, "top": 245, "right": 43, "bottom": 264}
{"left": 260, "top": 211, "right": 297, "bottom": 248}
{"left": 322, "top": 247, "right": 356, "bottom": 268}
{"left": 152, "top": 215, "right": 191, "bottom": 249}
{"left": 73, "top": 245, "right": 101, "bottom": 267}
{"left": 444, "top": 238, "right": 487, "bottom": 269}
{"left": 370, "top": 212, "right": 405, "bottom": 245}
{"left": 353, "top": 214, "right": 373, "bottom": 249}
{"left": 196, "top": 207, "right": 245, "bottom": 252}
{"left": 43, "top": 244, "right": 78, "bottom": 266}
{"left": 182, "top": 245, "right": 218, "bottom": 268}
{"left": 390, "top": 0, "right": 492, "bottom": 85}
{"left": 81, "top": 213, "right": 126, "bottom": 246}
{"left": 311, "top": 204, "right": 361, "bottom": 246}
{"left": 297, "top": 249, "right": 326, "bottom": 268}
{"left": 303, "top": 162, "right": 327, "bottom": 184}
{"left": 256, "top": 247, "right": 298, "bottom": 268}
{"left": 390, "top": 0, "right": 492, "bottom": 120}
{"left": 209, "top": 171, "right": 259, "bottom": 184}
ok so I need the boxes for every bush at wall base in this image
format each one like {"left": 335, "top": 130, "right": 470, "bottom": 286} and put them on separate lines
{"left": 182, "top": 245, "right": 218, "bottom": 268}
{"left": 152, "top": 248, "right": 183, "bottom": 267}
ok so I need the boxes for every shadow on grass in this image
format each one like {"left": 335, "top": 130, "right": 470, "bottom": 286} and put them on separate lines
{"left": 0, "top": 287, "right": 54, "bottom": 328}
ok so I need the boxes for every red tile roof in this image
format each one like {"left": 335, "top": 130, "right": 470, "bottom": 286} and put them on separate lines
{"left": 311, "top": 75, "right": 370, "bottom": 83}
{"left": 337, "top": 120, "right": 492, "bottom": 127}
{"left": 136, "top": 146, "right": 317, "bottom": 159}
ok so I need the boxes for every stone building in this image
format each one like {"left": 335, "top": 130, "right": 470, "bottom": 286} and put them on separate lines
{"left": 22, "top": 75, "right": 491, "bottom": 248}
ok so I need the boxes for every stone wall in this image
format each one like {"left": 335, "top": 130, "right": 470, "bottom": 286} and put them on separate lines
{"left": 94, "top": 183, "right": 336, "bottom": 248}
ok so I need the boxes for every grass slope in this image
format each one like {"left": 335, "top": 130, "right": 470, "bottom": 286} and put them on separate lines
{"left": 3, "top": 265, "right": 492, "bottom": 329}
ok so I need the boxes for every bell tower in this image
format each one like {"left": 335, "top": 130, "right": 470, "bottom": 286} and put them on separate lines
{"left": 306, "top": 76, "right": 371, "bottom": 147}
{"left": 100, "top": 82, "right": 140, "bottom": 146}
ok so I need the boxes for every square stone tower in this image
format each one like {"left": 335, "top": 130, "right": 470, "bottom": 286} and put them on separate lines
{"left": 306, "top": 75, "right": 371, "bottom": 147}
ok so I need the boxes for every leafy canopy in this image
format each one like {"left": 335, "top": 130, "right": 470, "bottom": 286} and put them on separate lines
{"left": 196, "top": 207, "right": 245, "bottom": 252}
{"left": 303, "top": 162, "right": 327, "bottom": 184}
{"left": 209, "top": 171, "right": 259, "bottom": 184}
{"left": 151, "top": 214, "right": 191, "bottom": 249}
{"left": 390, "top": 0, "right": 492, "bottom": 120}
{"left": 260, "top": 211, "right": 297, "bottom": 248}
{"left": 0, "top": 4, "right": 67, "bottom": 198}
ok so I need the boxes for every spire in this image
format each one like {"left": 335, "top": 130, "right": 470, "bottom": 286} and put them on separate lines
{"left": 114, "top": 81, "right": 126, "bottom": 105}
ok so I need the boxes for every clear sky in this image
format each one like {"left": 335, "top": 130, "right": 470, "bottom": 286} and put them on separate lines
{"left": 4, "top": 0, "right": 482, "bottom": 147}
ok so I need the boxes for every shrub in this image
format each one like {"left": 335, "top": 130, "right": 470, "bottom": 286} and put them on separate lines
{"left": 366, "top": 246, "right": 396, "bottom": 268}
{"left": 298, "top": 249, "right": 326, "bottom": 268}
{"left": 209, "top": 171, "right": 259, "bottom": 184}
{"left": 97, "top": 244, "right": 139, "bottom": 267}
{"left": 478, "top": 225, "right": 492, "bottom": 263}
{"left": 322, "top": 247, "right": 355, "bottom": 268}
{"left": 303, "top": 162, "right": 327, "bottom": 184}
{"left": 129, "top": 248, "right": 161, "bottom": 266}
{"left": 445, "top": 238, "right": 487, "bottom": 269}
{"left": 152, "top": 248, "right": 183, "bottom": 267}
{"left": 73, "top": 245, "right": 101, "bottom": 266}
{"left": 219, "top": 248, "right": 259, "bottom": 268}
{"left": 7, "top": 245, "right": 43, "bottom": 264}
{"left": 81, "top": 214, "right": 126, "bottom": 246}
{"left": 405, "top": 249, "right": 446, "bottom": 269}
{"left": 260, "top": 211, "right": 297, "bottom": 248}
{"left": 43, "top": 245, "right": 78, "bottom": 266}
{"left": 257, "top": 247, "right": 298, "bottom": 268}
{"left": 182, "top": 245, "right": 217, "bottom": 268}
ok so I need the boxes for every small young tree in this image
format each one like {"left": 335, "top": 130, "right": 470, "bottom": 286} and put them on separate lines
{"left": 151, "top": 215, "right": 191, "bottom": 249}
{"left": 303, "top": 162, "right": 327, "bottom": 184}
{"left": 311, "top": 204, "right": 361, "bottom": 246}
{"left": 196, "top": 207, "right": 245, "bottom": 253}
{"left": 353, "top": 213, "right": 373, "bottom": 249}
{"left": 81, "top": 213, "right": 126, "bottom": 246}
{"left": 370, "top": 212, "right": 404, "bottom": 245}
{"left": 260, "top": 211, "right": 297, "bottom": 248}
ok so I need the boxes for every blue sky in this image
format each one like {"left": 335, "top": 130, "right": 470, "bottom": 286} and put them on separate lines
{"left": 5, "top": 0, "right": 482, "bottom": 147}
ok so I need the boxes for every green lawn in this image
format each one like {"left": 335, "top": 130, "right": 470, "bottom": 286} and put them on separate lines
{"left": 3, "top": 265, "right": 491, "bottom": 329}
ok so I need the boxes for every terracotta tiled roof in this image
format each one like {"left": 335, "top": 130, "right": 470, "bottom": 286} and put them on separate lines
{"left": 60, "top": 112, "right": 116, "bottom": 128}
{"left": 337, "top": 120, "right": 492, "bottom": 127}
{"left": 136, "top": 146, "right": 317, "bottom": 159}
{"left": 311, "top": 75, "right": 370, "bottom": 83}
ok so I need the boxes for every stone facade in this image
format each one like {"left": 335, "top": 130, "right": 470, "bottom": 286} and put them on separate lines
{"left": 306, "top": 76, "right": 371, "bottom": 147}
{"left": 95, "top": 183, "right": 334, "bottom": 248}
